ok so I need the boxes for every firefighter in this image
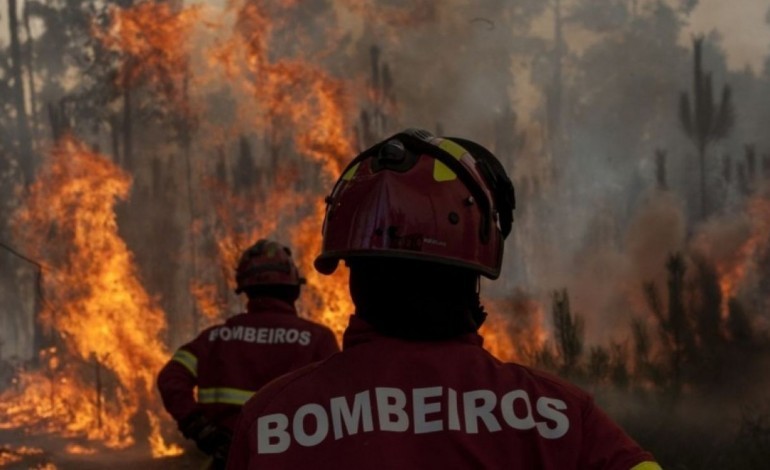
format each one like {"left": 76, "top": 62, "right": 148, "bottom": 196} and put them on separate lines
{"left": 226, "top": 130, "right": 661, "bottom": 469}
{"left": 157, "top": 239, "right": 339, "bottom": 468}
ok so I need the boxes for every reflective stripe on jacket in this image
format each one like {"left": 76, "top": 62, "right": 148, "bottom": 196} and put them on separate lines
{"left": 157, "top": 297, "right": 339, "bottom": 432}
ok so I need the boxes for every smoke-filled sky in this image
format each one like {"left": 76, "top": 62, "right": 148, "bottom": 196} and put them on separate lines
{"left": 1, "top": 0, "right": 769, "bottom": 351}
{"left": 2, "top": 0, "right": 770, "bottom": 72}
{"left": 687, "top": 0, "right": 770, "bottom": 71}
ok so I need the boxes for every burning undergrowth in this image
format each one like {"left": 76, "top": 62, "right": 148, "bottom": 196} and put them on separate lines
{"left": 1, "top": 136, "right": 180, "bottom": 456}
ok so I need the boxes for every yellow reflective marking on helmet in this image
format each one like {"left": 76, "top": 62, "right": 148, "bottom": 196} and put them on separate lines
{"left": 630, "top": 462, "right": 662, "bottom": 470}
{"left": 433, "top": 139, "right": 469, "bottom": 182}
{"left": 171, "top": 349, "right": 198, "bottom": 377}
{"left": 433, "top": 161, "right": 455, "bottom": 182}
{"left": 342, "top": 162, "right": 361, "bottom": 181}
{"left": 198, "top": 387, "right": 255, "bottom": 406}
{"left": 438, "top": 139, "right": 469, "bottom": 159}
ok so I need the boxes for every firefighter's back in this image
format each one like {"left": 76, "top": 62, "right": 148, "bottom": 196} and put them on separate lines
{"left": 229, "top": 316, "right": 653, "bottom": 470}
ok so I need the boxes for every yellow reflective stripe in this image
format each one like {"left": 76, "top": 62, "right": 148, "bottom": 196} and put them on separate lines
{"left": 437, "top": 139, "right": 469, "bottom": 159}
{"left": 198, "top": 387, "right": 255, "bottom": 406}
{"left": 171, "top": 349, "right": 197, "bottom": 377}
{"left": 630, "top": 462, "right": 662, "bottom": 470}
{"left": 342, "top": 162, "right": 360, "bottom": 181}
{"left": 432, "top": 139, "right": 468, "bottom": 182}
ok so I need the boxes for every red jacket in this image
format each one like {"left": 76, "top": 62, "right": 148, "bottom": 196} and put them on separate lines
{"left": 157, "top": 297, "right": 340, "bottom": 432}
{"left": 226, "top": 315, "right": 659, "bottom": 470}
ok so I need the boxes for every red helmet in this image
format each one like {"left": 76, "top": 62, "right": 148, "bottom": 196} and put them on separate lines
{"left": 235, "top": 239, "right": 304, "bottom": 293}
{"left": 314, "top": 129, "right": 515, "bottom": 279}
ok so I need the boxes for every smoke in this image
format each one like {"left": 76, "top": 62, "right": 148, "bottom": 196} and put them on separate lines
{"left": 3, "top": 0, "right": 770, "bottom": 465}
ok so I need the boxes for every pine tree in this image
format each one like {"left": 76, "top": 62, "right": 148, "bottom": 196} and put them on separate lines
{"left": 679, "top": 36, "right": 734, "bottom": 220}
{"left": 552, "top": 289, "right": 584, "bottom": 377}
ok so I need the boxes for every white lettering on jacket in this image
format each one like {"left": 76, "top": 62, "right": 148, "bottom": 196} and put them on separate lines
{"left": 209, "top": 326, "right": 311, "bottom": 345}
{"left": 255, "top": 387, "right": 570, "bottom": 454}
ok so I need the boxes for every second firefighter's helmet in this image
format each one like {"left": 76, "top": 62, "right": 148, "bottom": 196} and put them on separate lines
{"left": 314, "top": 128, "right": 515, "bottom": 279}
{"left": 235, "top": 239, "right": 304, "bottom": 293}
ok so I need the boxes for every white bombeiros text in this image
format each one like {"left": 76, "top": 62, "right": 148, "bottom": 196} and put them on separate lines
{"left": 256, "top": 386, "right": 570, "bottom": 453}
{"left": 209, "top": 326, "right": 312, "bottom": 345}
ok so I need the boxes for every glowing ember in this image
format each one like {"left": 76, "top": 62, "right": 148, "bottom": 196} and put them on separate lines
{"left": 0, "top": 445, "right": 44, "bottom": 467}
{"left": 3, "top": 136, "right": 178, "bottom": 454}
{"left": 64, "top": 444, "right": 97, "bottom": 455}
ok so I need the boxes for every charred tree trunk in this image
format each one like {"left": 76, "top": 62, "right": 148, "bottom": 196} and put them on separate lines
{"left": 181, "top": 72, "right": 199, "bottom": 333}
{"left": 123, "top": 87, "right": 133, "bottom": 171}
{"left": 8, "top": 0, "right": 34, "bottom": 185}
{"left": 234, "top": 136, "right": 256, "bottom": 194}
{"left": 109, "top": 115, "right": 122, "bottom": 164}
{"left": 552, "top": 289, "right": 584, "bottom": 377}
{"left": 47, "top": 101, "right": 69, "bottom": 141}
{"left": 31, "top": 267, "right": 46, "bottom": 363}
{"left": 698, "top": 141, "right": 707, "bottom": 217}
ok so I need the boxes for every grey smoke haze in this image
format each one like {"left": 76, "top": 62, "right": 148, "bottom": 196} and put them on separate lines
{"left": 2, "top": 2, "right": 770, "bottom": 468}
{"left": 1, "top": 0, "right": 768, "bottom": 357}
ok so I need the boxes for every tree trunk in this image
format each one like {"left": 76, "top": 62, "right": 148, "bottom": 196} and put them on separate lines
{"left": 8, "top": 0, "right": 34, "bottom": 185}
{"left": 698, "top": 143, "right": 707, "bottom": 220}
{"left": 22, "top": 0, "right": 40, "bottom": 149}
{"left": 123, "top": 87, "right": 133, "bottom": 171}
{"left": 181, "top": 72, "right": 199, "bottom": 333}
{"left": 110, "top": 114, "right": 121, "bottom": 164}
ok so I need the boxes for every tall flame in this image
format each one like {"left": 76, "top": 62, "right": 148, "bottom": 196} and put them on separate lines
{"left": 2, "top": 136, "right": 180, "bottom": 455}
{"left": 200, "top": 0, "right": 356, "bottom": 339}
{"left": 94, "top": 0, "right": 201, "bottom": 111}
{"left": 695, "top": 191, "right": 770, "bottom": 316}
{"left": 483, "top": 294, "right": 547, "bottom": 364}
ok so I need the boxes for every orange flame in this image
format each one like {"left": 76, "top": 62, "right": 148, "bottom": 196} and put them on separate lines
{"left": 2, "top": 136, "right": 180, "bottom": 456}
{"left": 190, "top": 280, "right": 226, "bottom": 326}
{"left": 483, "top": 293, "right": 547, "bottom": 363}
{"left": 696, "top": 192, "right": 770, "bottom": 315}
{"left": 94, "top": 0, "right": 201, "bottom": 111}
{"left": 0, "top": 445, "right": 44, "bottom": 467}
{"left": 64, "top": 444, "right": 97, "bottom": 455}
{"left": 197, "top": 0, "right": 357, "bottom": 340}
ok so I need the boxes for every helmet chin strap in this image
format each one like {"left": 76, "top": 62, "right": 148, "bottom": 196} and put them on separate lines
{"left": 470, "top": 275, "right": 487, "bottom": 329}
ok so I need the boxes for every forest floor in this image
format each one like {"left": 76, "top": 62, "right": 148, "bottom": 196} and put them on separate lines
{"left": 0, "top": 428, "right": 207, "bottom": 470}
